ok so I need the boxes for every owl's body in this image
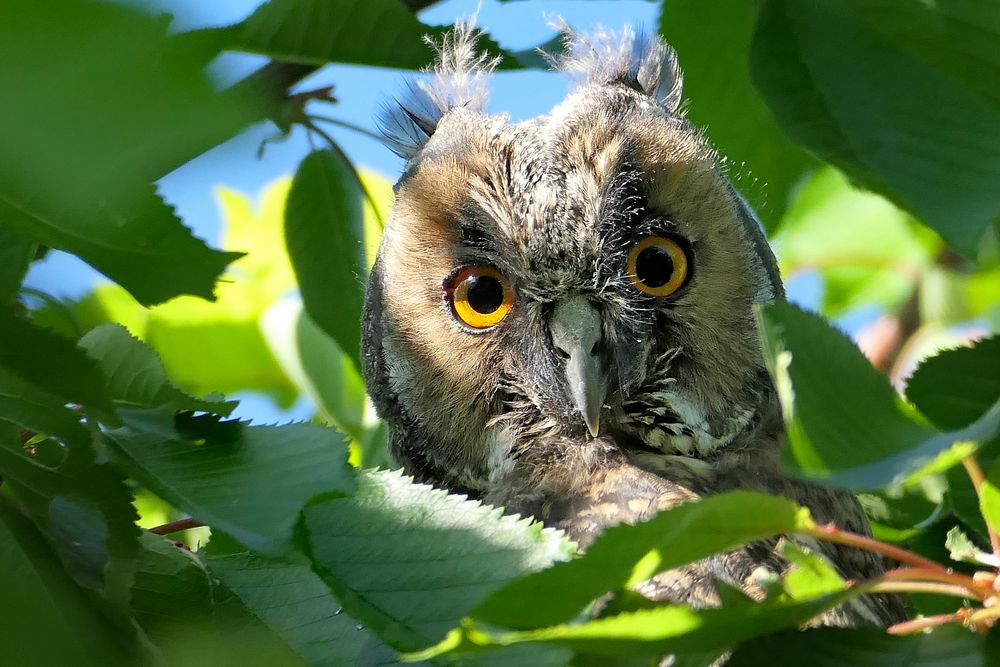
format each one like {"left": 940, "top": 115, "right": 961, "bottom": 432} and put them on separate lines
{"left": 362, "top": 24, "right": 903, "bottom": 626}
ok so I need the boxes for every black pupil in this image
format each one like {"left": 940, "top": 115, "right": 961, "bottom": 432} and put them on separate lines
{"left": 466, "top": 275, "right": 505, "bottom": 314}
{"left": 635, "top": 245, "right": 674, "bottom": 288}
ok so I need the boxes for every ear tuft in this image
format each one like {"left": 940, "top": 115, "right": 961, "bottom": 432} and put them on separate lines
{"left": 378, "top": 20, "right": 500, "bottom": 159}
{"left": 552, "top": 22, "right": 684, "bottom": 113}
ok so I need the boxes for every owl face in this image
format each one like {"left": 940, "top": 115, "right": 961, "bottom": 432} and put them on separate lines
{"left": 363, "top": 26, "right": 783, "bottom": 492}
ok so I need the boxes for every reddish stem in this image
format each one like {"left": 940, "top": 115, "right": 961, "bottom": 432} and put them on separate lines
{"left": 878, "top": 567, "right": 993, "bottom": 599}
{"left": 806, "top": 523, "right": 948, "bottom": 572}
{"left": 150, "top": 517, "right": 205, "bottom": 535}
{"left": 887, "top": 613, "right": 961, "bottom": 635}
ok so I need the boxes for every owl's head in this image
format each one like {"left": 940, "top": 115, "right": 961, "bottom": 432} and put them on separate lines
{"left": 362, "top": 23, "right": 784, "bottom": 493}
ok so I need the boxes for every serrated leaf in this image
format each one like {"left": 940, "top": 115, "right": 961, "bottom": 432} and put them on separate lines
{"left": 907, "top": 336, "right": 1000, "bottom": 430}
{"left": 206, "top": 543, "right": 401, "bottom": 667}
{"left": 0, "top": 367, "right": 91, "bottom": 454}
{"left": 302, "top": 469, "right": 576, "bottom": 652}
{"left": 659, "top": 0, "right": 814, "bottom": 231}
{"left": 750, "top": 0, "right": 1000, "bottom": 257}
{"left": 0, "top": 507, "right": 132, "bottom": 666}
{"left": 285, "top": 149, "right": 367, "bottom": 369}
{"left": 0, "top": 226, "right": 33, "bottom": 303}
{"left": 757, "top": 301, "right": 1000, "bottom": 490}
{"left": 79, "top": 324, "right": 236, "bottom": 415}
{"left": 415, "top": 592, "right": 850, "bottom": 661}
{"left": 106, "top": 411, "right": 354, "bottom": 554}
{"left": 728, "top": 624, "right": 993, "bottom": 667}
{"left": 474, "top": 491, "right": 811, "bottom": 631}
{"left": 130, "top": 532, "right": 213, "bottom": 641}
{"left": 1, "top": 0, "right": 256, "bottom": 304}
{"left": 0, "top": 310, "right": 114, "bottom": 418}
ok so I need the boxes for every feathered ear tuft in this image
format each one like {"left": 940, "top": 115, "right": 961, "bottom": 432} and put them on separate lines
{"left": 378, "top": 20, "right": 500, "bottom": 159}
{"left": 552, "top": 23, "right": 683, "bottom": 113}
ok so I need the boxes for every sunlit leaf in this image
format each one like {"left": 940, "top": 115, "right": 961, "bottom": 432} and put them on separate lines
{"left": 660, "top": 0, "right": 815, "bottom": 231}
{"left": 475, "top": 491, "right": 811, "bottom": 631}
{"left": 303, "top": 469, "right": 575, "bottom": 651}
{"left": 751, "top": 0, "right": 1000, "bottom": 257}
{"left": 79, "top": 324, "right": 236, "bottom": 415}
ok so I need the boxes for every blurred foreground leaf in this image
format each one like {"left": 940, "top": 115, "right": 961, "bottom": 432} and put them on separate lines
{"left": 0, "top": 0, "right": 255, "bottom": 304}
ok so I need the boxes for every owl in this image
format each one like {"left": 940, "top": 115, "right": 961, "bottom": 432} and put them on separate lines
{"left": 362, "top": 23, "right": 903, "bottom": 626}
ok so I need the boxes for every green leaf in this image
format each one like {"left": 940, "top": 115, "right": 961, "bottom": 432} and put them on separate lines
{"left": 774, "top": 167, "right": 939, "bottom": 317}
{"left": 750, "top": 0, "right": 1000, "bottom": 257}
{"left": 130, "top": 532, "right": 213, "bottom": 641}
{"left": 907, "top": 336, "right": 1000, "bottom": 430}
{"left": 302, "top": 469, "right": 575, "bottom": 651}
{"left": 475, "top": 491, "right": 811, "bottom": 631}
{"left": 945, "top": 525, "right": 999, "bottom": 568}
{"left": 757, "top": 301, "right": 1000, "bottom": 490}
{"left": 414, "top": 593, "right": 850, "bottom": 660}
{"left": 0, "top": 310, "right": 114, "bottom": 418}
{"left": 0, "top": 444, "right": 140, "bottom": 608}
{"left": 79, "top": 324, "right": 236, "bottom": 415}
{"left": 106, "top": 411, "right": 354, "bottom": 553}
{"left": 285, "top": 149, "right": 366, "bottom": 369}
{"left": 659, "top": 0, "right": 814, "bottom": 231}
{"left": 0, "top": 507, "right": 131, "bottom": 666}
{"left": 0, "top": 367, "right": 91, "bottom": 452}
{"left": 728, "top": 624, "right": 994, "bottom": 667}
{"left": 0, "top": 226, "right": 34, "bottom": 303}
{"left": 233, "top": 0, "right": 437, "bottom": 68}
{"left": 980, "top": 457, "right": 1000, "bottom": 544}
{"left": 261, "top": 299, "right": 366, "bottom": 440}
{"left": 0, "top": 0, "right": 255, "bottom": 304}
{"left": 206, "top": 542, "right": 402, "bottom": 666}
{"left": 776, "top": 540, "right": 846, "bottom": 601}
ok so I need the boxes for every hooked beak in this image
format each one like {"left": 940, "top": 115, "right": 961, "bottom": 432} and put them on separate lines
{"left": 549, "top": 296, "right": 606, "bottom": 437}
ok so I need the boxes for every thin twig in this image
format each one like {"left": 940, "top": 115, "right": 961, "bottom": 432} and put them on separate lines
{"left": 805, "top": 523, "right": 948, "bottom": 572}
{"left": 150, "top": 517, "right": 205, "bottom": 535}
{"left": 866, "top": 581, "right": 980, "bottom": 601}
{"left": 962, "top": 456, "right": 1000, "bottom": 561}
{"left": 887, "top": 613, "right": 961, "bottom": 635}
{"left": 878, "top": 567, "right": 992, "bottom": 599}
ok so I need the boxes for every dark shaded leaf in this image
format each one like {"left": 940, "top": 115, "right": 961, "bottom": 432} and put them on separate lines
{"left": 130, "top": 532, "right": 213, "bottom": 641}
{"left": 0, "top": 507, "right": 132, "bottom": 667}
{"left": 106, "top": 411, "right": 354, "bottom": 554}
{"left": 285, "top": 149, "right": 366, "bottom": 369}
{"left": 0, "top": 310, "right": 114, "bottom": 418}
{"left": 0, "top": 226, "right": 34, "bottom": 303}
{"left": 475, "top": 491, "right": 810, "bottom": 631}
{"left": 0, "top": 0, "right": 255, "bottom": 304}
{"left": 303, "top": 469, "right": 575, "bottom": 651}
{"left": 79, "top": 324, "right": 236, "bottom": 415}
{"left": 660, "top": 0, "right": 814, "bottom": 231}
{"left": 729, "top": 624, "right": 993, "bottom": 667}
{"left": 750, "top": 0, "right": 1000, "bottom": 257}
{"left": 757, "top": 302, "right": 1000, "bottom": 490}
{"left": 907, "top": 336, "right": 1000, "bottom": 429}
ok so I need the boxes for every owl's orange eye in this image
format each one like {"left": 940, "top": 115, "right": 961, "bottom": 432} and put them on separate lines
{"left": 446, "top": 265, "right": 515, "bottom": 330}
{"left": 626, "top": 236, "right": 689, "bottom": 297}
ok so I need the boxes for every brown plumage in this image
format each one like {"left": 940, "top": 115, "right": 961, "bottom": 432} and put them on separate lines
{"left": 362, "top": 22, "right": 904, "bottom": 626}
